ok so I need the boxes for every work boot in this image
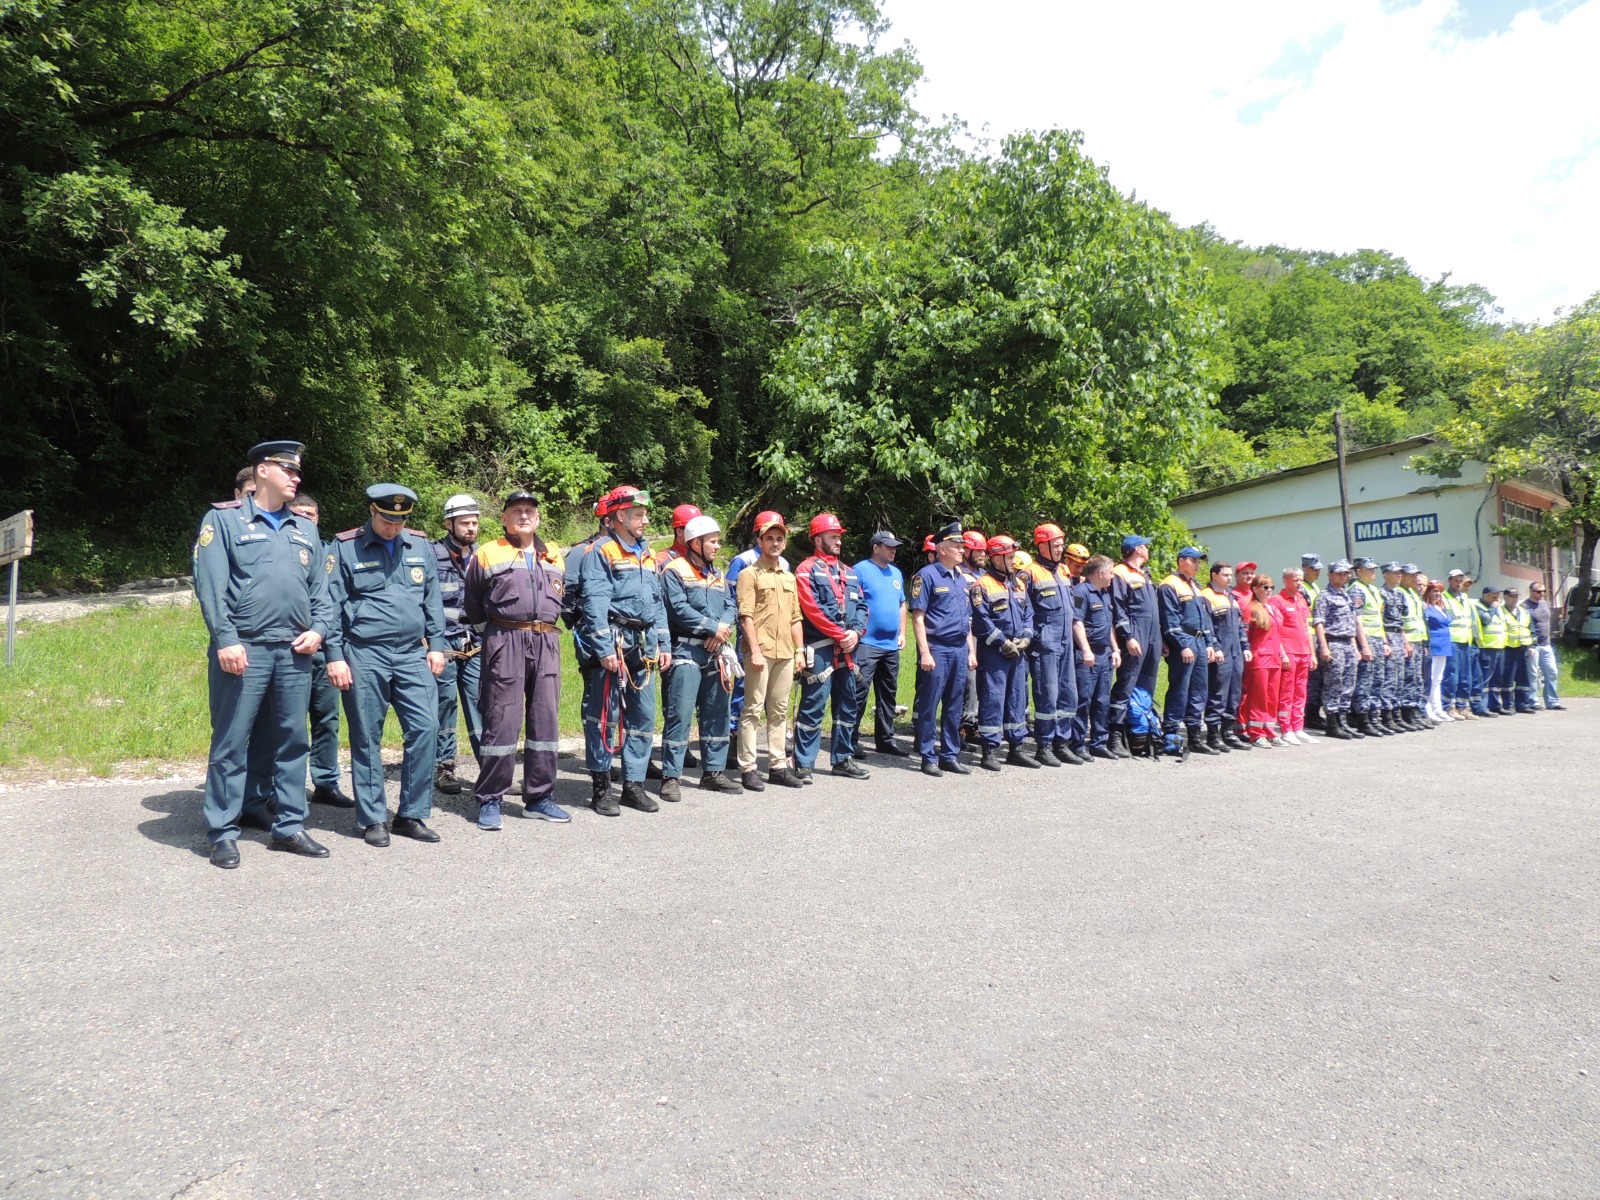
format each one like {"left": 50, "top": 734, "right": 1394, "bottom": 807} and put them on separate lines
{"left": 1221, "top": 720, "right": 1250, "bottom": 750}
{"left": 1347, "top": 714, "right": 1367, "bottom": 739}
{"left": 658, "top": 777, "right": 682, "bottom": 804}
{"left": 1034, "top": 743, "right": 1061, "bottom": 768}
{"left": 1188, "top": 727, "right": 1219, "bottom": 756}
{"left": 646, "top": 759, "right": 665, "bottom": 780}
{"left": 1207, "top": 725, "right": 1231, "bottom": 754}
{"left": 1052, "top": 741, "right": 1086, "bottom": 766}
{"left": 768, "top": 766, "right": 805, "bottom": 788}
{"left": 740, "top": 770, "right": 766, "bottom": 792}
{"left": 701, "top": 772, "right": 744, "bottom": 794}
{"left": 979, "top": 746, "right": 1002, "bottom": 772}
{"left": 685, "top": 749, "right": 700, "bottom": 769}
{"left": 1090, "top": 745, "right": 1117, "bottom": 761}
{"left": 1108, "top": 728, "right": 1132, "bottom": 759}
{"left": 620, "top": 781, "right": 658, "bottom": 813}
{"left": 591, "top": 772, "right": 619, "bottom": 817}
{"left": 1005, "top": 745, "right": 1041, "bottom": 769}
{"left": 434, "top": 761, "right": 465, "bottom": 795}
{"left": 1325, "top": 713, "right": 1352, "bottom": 740}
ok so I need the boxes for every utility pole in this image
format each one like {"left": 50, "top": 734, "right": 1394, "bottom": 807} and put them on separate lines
{"left": 1334, "top": 407, "right": 1355, "bottom": 562}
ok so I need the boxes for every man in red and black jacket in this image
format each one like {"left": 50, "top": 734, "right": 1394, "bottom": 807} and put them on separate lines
{"left": 793, "top": 513, "right": 870, "bottom": 781}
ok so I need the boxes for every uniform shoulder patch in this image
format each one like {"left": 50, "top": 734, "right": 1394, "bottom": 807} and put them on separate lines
{"left": 406, "top": 528, "right": 428, "bottom": 540}
{"left": 336, "top": 528, "right": 363, "bottom": 541}
{"left": 210, "top": 500, "right": 242, "bottom": 510}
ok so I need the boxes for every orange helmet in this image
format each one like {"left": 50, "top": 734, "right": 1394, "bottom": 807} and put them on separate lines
{"left": 597, "top": 485, "right": 650, "bottom": 516}
{"left": 808, "top": 512, "right": 844, "bottom": 537}
{"left": 671, "top": 503, "right": 702, "bottom": 530}
{"left": 753, "top": 510, "right": 787, "bottom": 536}
{"left": 986, "top": 534, "right": 1019, "bottom": 556}
{"left": 1034, "top": 523, "right": 1064, "bottom": 547}
{"left": 962, "top": 530, "right": 987, "bottom": 553}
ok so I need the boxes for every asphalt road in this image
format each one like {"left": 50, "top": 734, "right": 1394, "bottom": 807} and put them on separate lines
{"left": 2, "top": 707, "right": 1596, "bottom": 1199}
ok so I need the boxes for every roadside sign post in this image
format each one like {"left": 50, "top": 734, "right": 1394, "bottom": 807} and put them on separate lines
{"left": 2, "top": 510, "right": 35, "bottom": 666}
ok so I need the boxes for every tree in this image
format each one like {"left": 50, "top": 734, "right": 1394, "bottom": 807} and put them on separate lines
{"left": 1420, "top": 295, "right": 1600, "bottom": 639}
{"left": 761, "top": 129, "right": 1218, "bottom": 554}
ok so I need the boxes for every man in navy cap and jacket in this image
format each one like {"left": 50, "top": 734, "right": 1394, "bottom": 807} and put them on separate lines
{"left": 192, "top": 441, "right": 336, "bottom": 868}
{"left": 1110, "top": 534, "right": 1161, "bottom": 758}
{"left": 909, "top": 522, "right": 977, "bottom": 776}
{"left": 326, "top": 484, "right": 448, "bottom": 846}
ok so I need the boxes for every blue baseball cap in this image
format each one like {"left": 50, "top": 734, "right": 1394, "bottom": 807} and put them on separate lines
{"left": 1177, "top": 546, "right": 1206, "bottom": 560}
{"left": 1121, "top": 535, "right": 1151, "bottom": 554}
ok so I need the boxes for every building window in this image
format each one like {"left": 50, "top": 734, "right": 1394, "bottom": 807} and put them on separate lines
{"left": 1500, "top": 499, "right": 1546, "bottom": 569}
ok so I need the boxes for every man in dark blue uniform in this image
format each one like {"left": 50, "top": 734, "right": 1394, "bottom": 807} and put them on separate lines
{"left": 1073, "top": 555, "right": 1121, "bottom": 759}
{"left": 431, "top": 493, "right": 484, "bottom": 796}
{"left": 970, "top": 535, "right": 1037, "bottom": 771}
{"left": 1157, "top": 546, "right": 1215, "bottom": 760}
{"left": 326, "top": 485, "right": 448, "bottom": 846}
{"left": 1021, "top": 523, "right": 1081, "bottom": 767}
{"left": 909, "top": 522, "right": 976, "bottom": 777}
{"left": 1110, "top": 535, "right": 1159, "bottom": 758}
{"left": 1200, "top": 562, "right": 1250, "bottom": 753}
{"left": 192, "top": 441, "right": 335, "bottom": 869}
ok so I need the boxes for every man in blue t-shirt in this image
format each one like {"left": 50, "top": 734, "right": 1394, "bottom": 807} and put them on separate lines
{"left": 851, "top": 531, "right": 910, "bottom": 756}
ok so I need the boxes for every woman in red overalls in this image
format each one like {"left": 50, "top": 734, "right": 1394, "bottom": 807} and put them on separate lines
{"left": 1242, "top": 574, "right": 1290, "bottom": 746}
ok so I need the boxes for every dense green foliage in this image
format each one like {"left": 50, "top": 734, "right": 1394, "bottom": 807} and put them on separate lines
{"left": 1, "top": 0, "right": 1580, "bottom": 589}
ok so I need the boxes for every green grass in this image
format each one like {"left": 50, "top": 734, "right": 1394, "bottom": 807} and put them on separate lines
{"left": 3, "top": 603, "right": 1592, "bottom": 778}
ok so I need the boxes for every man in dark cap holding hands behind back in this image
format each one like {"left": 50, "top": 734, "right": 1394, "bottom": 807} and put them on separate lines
{"left": 192, "top": 441, "right": 335, "bottom": 868}
{"left": 325, "top": 484, "right": 448, "bottom": 847}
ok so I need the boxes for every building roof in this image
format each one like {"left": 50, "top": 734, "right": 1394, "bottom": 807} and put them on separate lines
{"left": 1174, "top": 435, "right": 1438, "bottom": 506}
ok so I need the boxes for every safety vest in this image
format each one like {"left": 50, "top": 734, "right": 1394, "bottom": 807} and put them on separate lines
{"left": 1478, "top": 602, "right": 1506, "bottom": 649}
{"left": 1350, "top": 579, "right": 1384, "bottom": 637}
{"left": 1400, "top": 587, "right": 1427, "bottom": 643}
{"left": 1301, "top": 579, "right": 1320, "bottom": 639}
{"left": 1442, "top": 592, "right": 1471, "bottom": 643}
{"left": 1504, "top": 605, "right": 1532, "bottom": 647}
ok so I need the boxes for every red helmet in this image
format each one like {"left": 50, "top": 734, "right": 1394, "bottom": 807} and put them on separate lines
{"left": 597, "top": 485, "right": 650, "bottom": 517}
{"left": 753, "top": 510, "right": 787, "bottom": 536}
{"left": 962, "top": 530, "right": 987, "bottom": 553}
{"left": 808, "top": 512, "right": 844, "bottom": 537}
{"left": 922, "top": 535, "right": 936, "bottom": 553}
{"left": 1034, "top": 522, "right": 1064, "bottom": 547}
{"left": 986, "top": 534, "right": 1019, "bottom": 556}
{"left": 671, "top": 503, "right": 702, "bottom": 530}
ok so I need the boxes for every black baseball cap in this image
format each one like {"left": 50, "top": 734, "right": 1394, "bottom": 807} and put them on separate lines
{"left": 870, "top": 531, "right": 903, "bottom": 548}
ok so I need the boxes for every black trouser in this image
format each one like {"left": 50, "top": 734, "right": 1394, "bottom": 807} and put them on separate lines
{"left": 852, "top": 641, "right": 902, "bottom": 746}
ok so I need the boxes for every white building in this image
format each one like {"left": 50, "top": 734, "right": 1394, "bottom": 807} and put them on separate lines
{"left": 1171, "top": 436, "right": 1572, "bottom": 597}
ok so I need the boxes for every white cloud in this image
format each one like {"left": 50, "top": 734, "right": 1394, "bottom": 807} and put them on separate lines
{"left": 877, "top": 0, "right": 1600, "bottom": 321}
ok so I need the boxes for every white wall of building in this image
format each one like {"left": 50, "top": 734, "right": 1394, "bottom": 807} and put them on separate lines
{"left": 1174, "top": 444, "right": 1500, "bottom": 581}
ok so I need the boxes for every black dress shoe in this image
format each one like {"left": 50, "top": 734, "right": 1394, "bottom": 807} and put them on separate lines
{"left": 941, "top": 759, "right": 972, "bottom": 775}
{"left": 832, "top": 760, "right": 871, "bottom": 779}
{"left": 391, "top": 817, "right": 440, "bottom": 842}
{"left": 210, "top": 839, "right": 240, "bottom": 869}
{"left": 875, "top": 742, "right": 912, "bottom": 758}
{"left": 311, "top": 785, "right": 356, "bottom": 809}
{"left": 363, "top": 823, "right": 391, "bottom": 847}
{"left": 269, "top": 831, "right": 330, "bottom": 858}
{"left": 239, "top": 809, "right": 273, "bottom": 832}
{"left": 920, "top": 759, "right": 944, "bottom": 778}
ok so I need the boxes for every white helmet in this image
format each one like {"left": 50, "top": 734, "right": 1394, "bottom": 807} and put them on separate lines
{"left": 682, "top": 515, "right": 722, "bottom": 544}
{"left": 443, "top": 493, "right": 480, "bottom": 520}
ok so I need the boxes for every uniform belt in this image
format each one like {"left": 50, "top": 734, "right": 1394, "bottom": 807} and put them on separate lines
{"left": 612, "top": 614, "right": 653, "bottom": 630}
{"left": 1327, "top": 634, "right": 1355, "bottom": 641}
{"left": 490, "top": 619, "right": 557, "bottom": 634}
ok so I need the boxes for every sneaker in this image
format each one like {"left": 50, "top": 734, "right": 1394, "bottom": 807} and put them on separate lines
{"left": 740, "top": 770, "right": 766, "bottom": 792}
{"left": 1280, "top": 730, "right": 1301, "bottom": 745}
{"left": 476, "top": 800, "right": 502, "bottom": 830}
{"left": 521, "top": 797, "right": 570, "bottom": 822}
{"left": 831, "top": 760, "right": 870, "bottom": 779}
{"left": 701, "top": 772, "right": 744, "bottom": 794}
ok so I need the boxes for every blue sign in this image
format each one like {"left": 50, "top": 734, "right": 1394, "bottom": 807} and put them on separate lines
{"left": 1355, "top": 513, "right": 1439, "bottom": 542}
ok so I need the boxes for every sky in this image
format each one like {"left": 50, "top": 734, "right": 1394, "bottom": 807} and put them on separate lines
{"left": 875, "top": 0, "right": 1599, "bottom": 322}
